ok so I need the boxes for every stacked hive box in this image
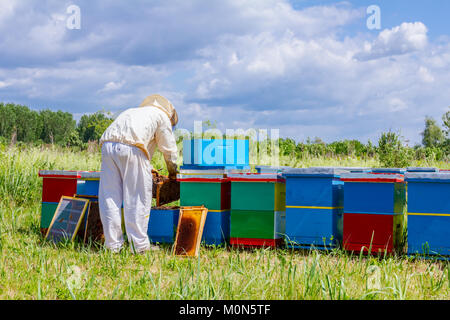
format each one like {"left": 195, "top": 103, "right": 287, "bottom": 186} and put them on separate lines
{"left": 177, "top": 167, "right": 231, "bottom": 245}
{"left": 283, "top": 168, "right": 344, "bottom": 250}
{"left": 177, "top": 137, "right": 251, "bottom": 245}
{"left": 39, "top": 170, "right": 81, "bottom": 235}
{"left": 39, "top": 170, "right": 102, "bottom": 235}
{"left": 341, "top": 172, "right": 406, "bottom": 254}
{"left": 228, "top": 173, "right": 286, "bottom": 248}
{"left": 405, "top": 172, "right": 450, "bottom": 257}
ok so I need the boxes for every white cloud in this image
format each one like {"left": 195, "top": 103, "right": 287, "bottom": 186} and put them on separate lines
{"left": 0, "top": 59, "right": 168, "bottom": 111}
{"left": 388, "top": 98, "right": 408, "bottom": 112}
{"left": 0, "top": 81, "right": 10, "bottom": 88}
{"left": 98, "top": 81, "right": 125, "bottom": 93}
{"left": 0, "top": 0, "right": 17, "bottom": 26}
{"left": 418, "top": 66, "right": 435, "bottom": 83}
{"left": 354, "top": 22, "right": 428, "bottom": 61}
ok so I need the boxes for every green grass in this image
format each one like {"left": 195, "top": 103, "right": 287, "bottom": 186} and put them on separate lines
{"left": 0, "top": 144, "right": 450, "bottom": 299}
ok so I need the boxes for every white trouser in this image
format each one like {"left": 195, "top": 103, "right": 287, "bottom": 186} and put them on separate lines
{"left": 99, "top": 142, "right": 152, "bottom": 253}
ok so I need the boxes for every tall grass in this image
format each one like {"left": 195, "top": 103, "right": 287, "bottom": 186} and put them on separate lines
{"left": 0, "top": 144, "right": 449, "bottom": 299}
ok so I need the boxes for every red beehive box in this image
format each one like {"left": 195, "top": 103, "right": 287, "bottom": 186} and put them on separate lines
{"left": 342, "top": 213, "right": 401, "bottom": 253}
{"left": 39, "top": 170, "right": 80, "bottom": 202}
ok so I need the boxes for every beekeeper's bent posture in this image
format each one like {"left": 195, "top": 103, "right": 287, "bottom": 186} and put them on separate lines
{"left": 99, "top": 94, "right": 178, "bottom": 253}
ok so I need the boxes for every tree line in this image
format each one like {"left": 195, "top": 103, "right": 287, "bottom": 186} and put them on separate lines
{"left": 276, "top": 108, "right": 450, "bottom": 166}
{"left": 0, "top": 102, "right": 113, "bottom": 148}
{"left": 0, "top": 102, "right": 449, "bottom": 167}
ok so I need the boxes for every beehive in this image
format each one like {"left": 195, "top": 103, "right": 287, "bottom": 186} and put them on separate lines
{"left": 341, "top": 173, "right": 406, "bottom": 255}
{"left": 283, "top": 168, "right": 344, "bottom": 250}
{"left": 38, "top": 170, "right": 80, "bottom": 235}
{"left": 406, "top": 172, "right": 450, "bottom": 257}
{"left": 228, "top": 173, "right": 286, "bottom": 248}
{"left": 177, "top": 168, "right": 231, "bottom": 245}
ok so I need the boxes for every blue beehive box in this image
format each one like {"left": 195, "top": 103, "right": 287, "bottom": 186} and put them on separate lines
{"left": 202, "top": 210, "right": 230, "bottom": 245}
{"left": 182, "top": 139, "right": 250, "bottom": 169}
{"left": 77, "top": 171, "right": 100, "bottom": 196}
{"left": 342, "top": 173, "right": 406, "bottom": 214}
{"left": 406, "top": 172, "right": 450, "bottom": 257}
{"left": 148, "top": 208, "right": 180, "bottom": 244}
{"left": 283, "top": 167, "right": 346, "bottom": 250}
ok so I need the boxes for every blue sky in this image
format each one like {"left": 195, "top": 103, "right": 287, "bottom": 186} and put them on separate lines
{"left": 0, "top": 1, "right": 449, "bottom": 145}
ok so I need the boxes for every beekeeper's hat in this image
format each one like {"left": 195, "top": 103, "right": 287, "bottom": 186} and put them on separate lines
{"left": 139, "top": 94, "right": 178, "bottom": 126}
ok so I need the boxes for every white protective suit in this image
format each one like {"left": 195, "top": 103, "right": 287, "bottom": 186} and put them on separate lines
{"left": 99, "top": 94, "right": 178, "bottom": 253}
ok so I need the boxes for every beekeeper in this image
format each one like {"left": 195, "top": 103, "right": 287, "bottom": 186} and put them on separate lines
{"left": 98, "top": 94, "right": 178, "bottom": 254}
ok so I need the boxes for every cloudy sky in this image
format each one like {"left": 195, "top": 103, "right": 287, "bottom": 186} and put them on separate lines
{"left": 0, "top": 0, "right": 449, "bottom": 145}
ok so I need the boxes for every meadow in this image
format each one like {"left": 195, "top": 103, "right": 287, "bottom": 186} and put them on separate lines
{"left": 0, "top": 144, "right": 450, "bottom": 300}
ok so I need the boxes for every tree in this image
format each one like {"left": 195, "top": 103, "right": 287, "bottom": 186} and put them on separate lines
{"left": 0, "top": 103, "right": 17, "bottom": 140}
{"left": 421, "top": 116, "right": 445, "bottom": 148}
{"left": 279, "top": 138, "right": 296, "bottom": 156}
{"left": 377, "top": 131, "right": 412, "bottom": 168}
{"left": 77, "top": 111, "right": 113, "bottom": 143}
{"left": 40, "top": 109, "right": 76, "bottom": 145}
{"left": 0, "top": 103, "right": 43, "bottom": 143}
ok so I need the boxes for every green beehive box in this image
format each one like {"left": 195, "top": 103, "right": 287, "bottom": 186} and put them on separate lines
{"left": 180, "top": 180, "right": 230, "bottom": 210}
{"left": 41, "top": 202, "right": 58, "bottom": 229}
{"left": 229, "top": 174, "right": 286, "bottom": 211}
{"left": 230, "top": 210, "right": 285, "bottom": 239}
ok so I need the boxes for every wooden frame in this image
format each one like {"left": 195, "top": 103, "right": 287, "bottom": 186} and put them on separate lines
{"left": 75, "top": 193, "right": 97, "bottom": 243}
{"left": 173, "top": 206, "right": 208, "bottom": 257}
{"left": 74, "top": 194, "right": 104, "bottom": 244}
{"left": 45, "top": 196, "right": 90, "bottom": 243}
